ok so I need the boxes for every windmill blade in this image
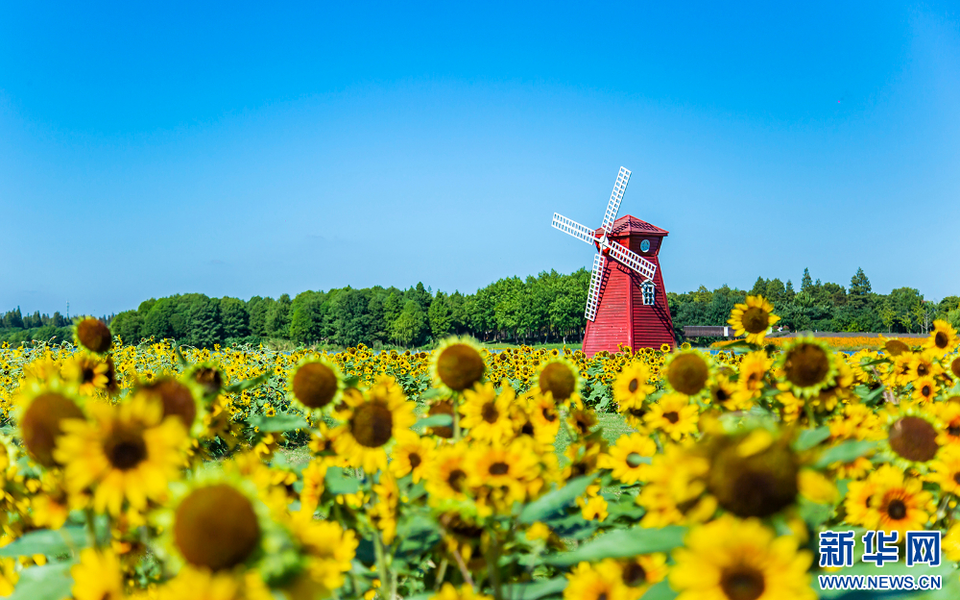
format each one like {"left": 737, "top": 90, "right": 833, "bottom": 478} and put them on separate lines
{"left": 552, "top": 213, "right": 597, "bottom": 246}
{"left": 607, "top": 242, "right": 657, "bottom": 281}
{"left": 601, "top": 166, "right": 631, "bottom": 233}
{"left": 585, "top": 253, "right": 606, "bottom": 321}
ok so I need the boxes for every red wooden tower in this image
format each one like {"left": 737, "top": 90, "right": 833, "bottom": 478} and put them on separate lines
{"left": 551, "top": 167, "right": 675, "bottom": 356}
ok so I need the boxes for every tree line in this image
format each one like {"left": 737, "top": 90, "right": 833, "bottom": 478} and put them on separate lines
{"left": 2, "top": 267, "right": 958, "bottom": 349}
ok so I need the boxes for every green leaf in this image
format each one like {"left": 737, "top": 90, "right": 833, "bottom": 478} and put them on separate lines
{"left": 0, "top": 527, "right": 87, "bottom": 558}
{"left": 223, "top": 372, "right": 272, "bottom": 393}
{"left": 519, "top": 475, "right": 595, "bottom": 524}
{"left": 793, "top": 426, "right": 831, "bottom": 451}
{"left": 797, "top": 497, "right": 834, "bottom": 528}
{"left": 9, "top": 562, "right": 75, "bottom": 600}
{"left": 642, "top": 580, "right": 678, "bottom": 600}
{"left": 415, "top": 414, "right": 453, "bottom": 428}
{"left": 544, "top": 526, "right": 687, "bottom": 567}
{"left": 503, "top": 576, "right": 568, "bottom": 599}
{"left": 247, "top": 413, "right": 309, "bottom": 432}
{"left": 813, "top": 440, "right": 878, "bottom": 469}
{"left": 324, "top": 467, "right": 360, "bottom": 495}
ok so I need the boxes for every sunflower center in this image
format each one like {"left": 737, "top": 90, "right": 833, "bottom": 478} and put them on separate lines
{"left": 953, "top": 473, "right": 960, "bottom": 485}
{"left": 139, "top": 379, "right": 197, "bottom": 430}
{"left": 105, "top": 432, "right": 147, "bottom": 471}
{"left": 949, "top": 424, "right": 960, "bottom": 437}
{"left": 664, "top": 411, "right": 680, "bottom": 424}
{"left": 409, "top": 452, "right": 422, "bottom": 469}
{"left": 193, "top": 367, "right": 224, "bottom": 396}
{"left": 921, "top": 384, "right": 932, "bottom": 397}
{"left": 539, "top": 362, "right": 577, "bottom": 401}
{"left": 622, "top": 561, "right": 647, "bottom": 586}
{"left": 542, "top": 407, "right": 557, "bottom": 422}
{"left": 952, "top": 358, "right": 960, "bottom": 379}
{"left": 783, "top": 343, "right": 830, "bottom": 388}
{"left": 448, "top": 469, "right": 466, "bottom": 493}
{"left": 888, "top": 416, "right": 939, "bottom": 463}
{"left": 351, "top": 402, "right": 394, "bottom": 448}
{"left": 292, "top": 362, "right": 339, "bottom": 409}
{"left": 628, "top": 378, "right": 639, "bottom": 393}
{"left": 917, "top": 363, "right": 930, "bottom": 377}
{"left": 76, "top": 318, "right": 112, "bottom": 353}
{"left": 709, "top": 440, "right": 799, "bottom": 518}
{"left": 741, "top": 307, "right": 770, "bottom": 334}
{"left": 667, "top": 353, "right": 709, "bottom": 396}
{"left": 436, "top": 344, "right": 485, "bottom": 391}
{"left": 888, "top": 499, "right": 907, "bottom": 520}
{"left": 20, "top": 392, "right": 85, "bottom": 468}
{"left": 716, "top": 388, "right": 731, "bottom": 402}
{"left": 720, "top": 566, "right": 765, "bottom": 600}
{"left": 885, "top": 340, "right": 909, "bottom": 356}
{"left": 482, "top": 402, "right": 499, "bottom": 423}
{"left": 936, "top": 332, "right": 949, "bottom": 349}
{"left": 626, "top": 452, "right": 645, "bottom": 468}
{"left": 81, "top": 366, "right": 97, "bottom": 384}
{"left": 489, "top": 462, "right": 510, "bottom": 475}
{"left": 174, "top": 484, "right": 260, "bottom": 571}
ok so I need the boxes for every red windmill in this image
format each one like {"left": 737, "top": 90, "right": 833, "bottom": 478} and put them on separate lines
{"left": 552, "top": 167, "right": 675, "bottom": 356}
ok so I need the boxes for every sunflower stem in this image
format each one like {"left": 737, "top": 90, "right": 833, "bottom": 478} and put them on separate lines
{"left": 84, "top": 507, "right": 99, "bottom": 550}
{"left": 452, "top": 391, "right": 462, "bottom": 442}
{"left": 373, "top": 530, "right": 395, "bottom": 600}
{"left": 434, "top": 557, "right": 448, "bottom": 591}
{"left": 485, "top": 535, "right": 504, "bottom": 600}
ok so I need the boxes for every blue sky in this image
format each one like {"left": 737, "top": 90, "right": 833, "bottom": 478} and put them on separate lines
{"left": 1, "top": 2, "right": 958, "bottom": 316}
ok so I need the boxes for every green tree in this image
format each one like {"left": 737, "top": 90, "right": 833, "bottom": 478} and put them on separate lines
{"left": 264, "top": 294, "right": 292, "bottom": 338}
{"left": 428, "top": 292, "right": 454, "bottom": 340}
{"left": 219, "top": 297, "right": 250, "bottom": 339}
{"left": 289, "top": 291, "right": 325, "bottom": 344}
{"left": 391, "top": 300, "right": 427, "bottom": 347}
{"left": 800, "top": 268, "right": 813, "bottom": 293}
{"left": 111, "top": 310, "right": 143, "bottom": 344}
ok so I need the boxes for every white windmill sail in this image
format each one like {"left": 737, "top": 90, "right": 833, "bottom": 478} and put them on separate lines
{"left": 585, "top": 253, "right": 606, "bottom": 321}
{"left": 601, "top": 167, "right": 631, "bottom": 233}
{"left": 551, "top": 166, "right": 656, "bottom": 322}
{"left": 551, "top": 213, "right": 596, "bottom": 246}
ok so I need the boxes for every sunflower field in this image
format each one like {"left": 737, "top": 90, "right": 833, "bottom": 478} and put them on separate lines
{"left": 0, "top": 300, "right": 959, "bottom": 600}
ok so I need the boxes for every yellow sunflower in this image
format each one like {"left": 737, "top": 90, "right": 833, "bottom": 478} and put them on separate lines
{"left": 662, "top": 350, "right": 712, "bottom": 397}
{"left": 54, "top": 394, "right": 189, "bottom": 515}
{"left": 727, "top": 295, "right": 780, "bottom": 345}
{"left": 882, "top": 403, "right": 941, "bottom": 470}
{"left": 598, "top": 432, "right": 656, "bottom": 485}
{"left": 926, "top": 319, "right": 958, "bottom": 355}
{"left": 332, "top": 376, "right": 417, "bottom": 473}
{"left": 70, "top": 548, "right": 124, "bottom": 600}
{"left": 431, "top": 583, "right": 493, "bottom": 600}
{"left": 288, "top": 356, "right": 343, "bottom": 413}
{"left": 61, "top": 352, "right": 118, "bottom": 396}
{"left": 281, "top": 510, "right": 358, "bottom": 600}
{"left": 15, "top": 380, "right": 85, "bottom": 468}
{"left": 460, "top": 381, "right": 516, "bottom": 443}
{"left": 864, "top": 465, "right": 933, "bottom": 535}
{"left": 644, "top": 393, "right": 699, "bottom": 441}
{"left": 927, "top": 444, "right": 960, "bottom": 495}
{"left": 912, "top": 376, "right": 939, "bottom": 403}
{"left": 536, "top": 357, "right": 581, "bottom": 405}
{"left": 670, "top": 515, "right": 814, "bottom": 600}
{"left": 431, "top": 336, "right": 486, "bottom": 392}
{"left": 526, "top": 390, "right": 562, "bottom": 445}
{"left": 389, "top": 436, "right": 435, "bottom": 483}
{"left": 612, "top": 361, "right": 655, "bottom": 411}
{"left": 469, "top": 440, "right": 543, "bottom": 511}
{"left": 564, "top": 560, "right": 631, "bottom": 600}
{"left": 72, "top": 316, "right": 113, "bottom": 354}
{"left": 776, "top": 338, "right": 837, "bottom": 399}
{"left": 426, "top": 442, "right": 472, "bottom": 505}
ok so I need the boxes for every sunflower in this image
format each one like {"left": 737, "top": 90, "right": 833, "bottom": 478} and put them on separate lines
{"left": 288, "top": 357, "right": 343, "bottom": 413}
{"left": 612, "top": 362, "right": 655, "bottom": 411}
{"left": 72, "top": 316, "right": 113, "bottom": 354}
{"left": 618, "top": 553, "right": 668, "bottom": 593}
{"left": 460, "top": 381, "right": 516, "bottom": 443}
{"left": 735, "top": 351, "right": 768, "bottom": 403}
{"left": 907, "top": 350, "right": 941, "bottom": 383}
{"left": 776, "top": 338, "right": 837, "bottom": 399}
{"left": 70, "top": 548, "right": 124, "bottom": 600}
{"left": 564, "top": 560, "right": 630, "bottom": 600}
{"left": 164, "top": 474, "right": 268, "bottom": 573}
{"left": 526, "top": 390, "right": 561, "bottom": 445}
{"left": 663, "top": 350, "right": 712, "bottom": 397}
{"left": 389, "top": 436, "right": 435, "bottom": 483}
{"left": 185, "top": 363, "right": 226, "bottom": 399}
{"left": 727, "top": 295, "right": 780, "bottom": 345}
{"left": 842, "top": 478, "right": 877, "bottom": 527}
{"left": 61, "top": 352, "right": 118, "bottom": 396}
{"left": 431, "top": 337, "right": 486, "bottom": 392}
{"left": 332, "top": 376, "right": 417, "bottom": 473}
{"left": 536, "top": 358, "right": 581, "bottom": 405}
{"left": 281, "top": 510, "right": 357, "bottom": 600}
{"left": 670, "top": 515, "right": 814, "bottom": 600}
{"left": 927, "top": 444, "right": 960, "bottom": 495}
{"left": 469, "top": 440, "right": 543, "bottom": 510}
{"left": 157, "top": 566, "right": 244, "bottom": 600}
{"left": 864, "top": 465, "right": 933, "bottom": 535}
{"left": 912, "top": 376, "right": 939, "bottom": 403}
{"left": 598, "top": 432, "right": 655, "bottom": 485}
{"left": 54, "top": 394, "right": 189, "bottom": 515}
{"left": 15, "top": 380, "right": 85, "bottom": 468}
{"left": 134, "top": 376, "right": 202, "bottom": 436}
{"left": 644, "top": 393, "right": 699, "bottom": 441}
{"left": 882, "top": 404, "right": 941, "bottom": 470}
{"left": 637, "top": 445, "right": 716, "bottom": 528}
{"left": 426, "top": 442, "right": 472, "bottom": 505}
{"left": 926, "top": 319, "right": 958, "bottom": 356}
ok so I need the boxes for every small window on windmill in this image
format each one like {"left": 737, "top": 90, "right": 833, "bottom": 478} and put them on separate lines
{"left": 642, "top": 281, "right": 655, "bottom": 306}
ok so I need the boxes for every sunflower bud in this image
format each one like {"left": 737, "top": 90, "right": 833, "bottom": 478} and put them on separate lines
{"left": 705, "top": 431, "right": 799, "bottom": 518}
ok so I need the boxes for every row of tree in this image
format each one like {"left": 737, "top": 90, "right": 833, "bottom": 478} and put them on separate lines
{"left": 2, "top": 268, "right": 958, "bottom": 349}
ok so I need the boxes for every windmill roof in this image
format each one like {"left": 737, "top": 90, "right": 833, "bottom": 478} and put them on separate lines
{"left": 598, "top": 215, "right": 669, "bottom": 236}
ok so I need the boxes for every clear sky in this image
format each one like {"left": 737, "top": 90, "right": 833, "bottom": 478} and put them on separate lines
{"left": 1, "top": 2, "right": 958, "bottom": 317}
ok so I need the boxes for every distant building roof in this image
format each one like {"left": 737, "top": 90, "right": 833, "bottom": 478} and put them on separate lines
{"left": 597, "top": 215, "right": 669, "bottom": 237}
